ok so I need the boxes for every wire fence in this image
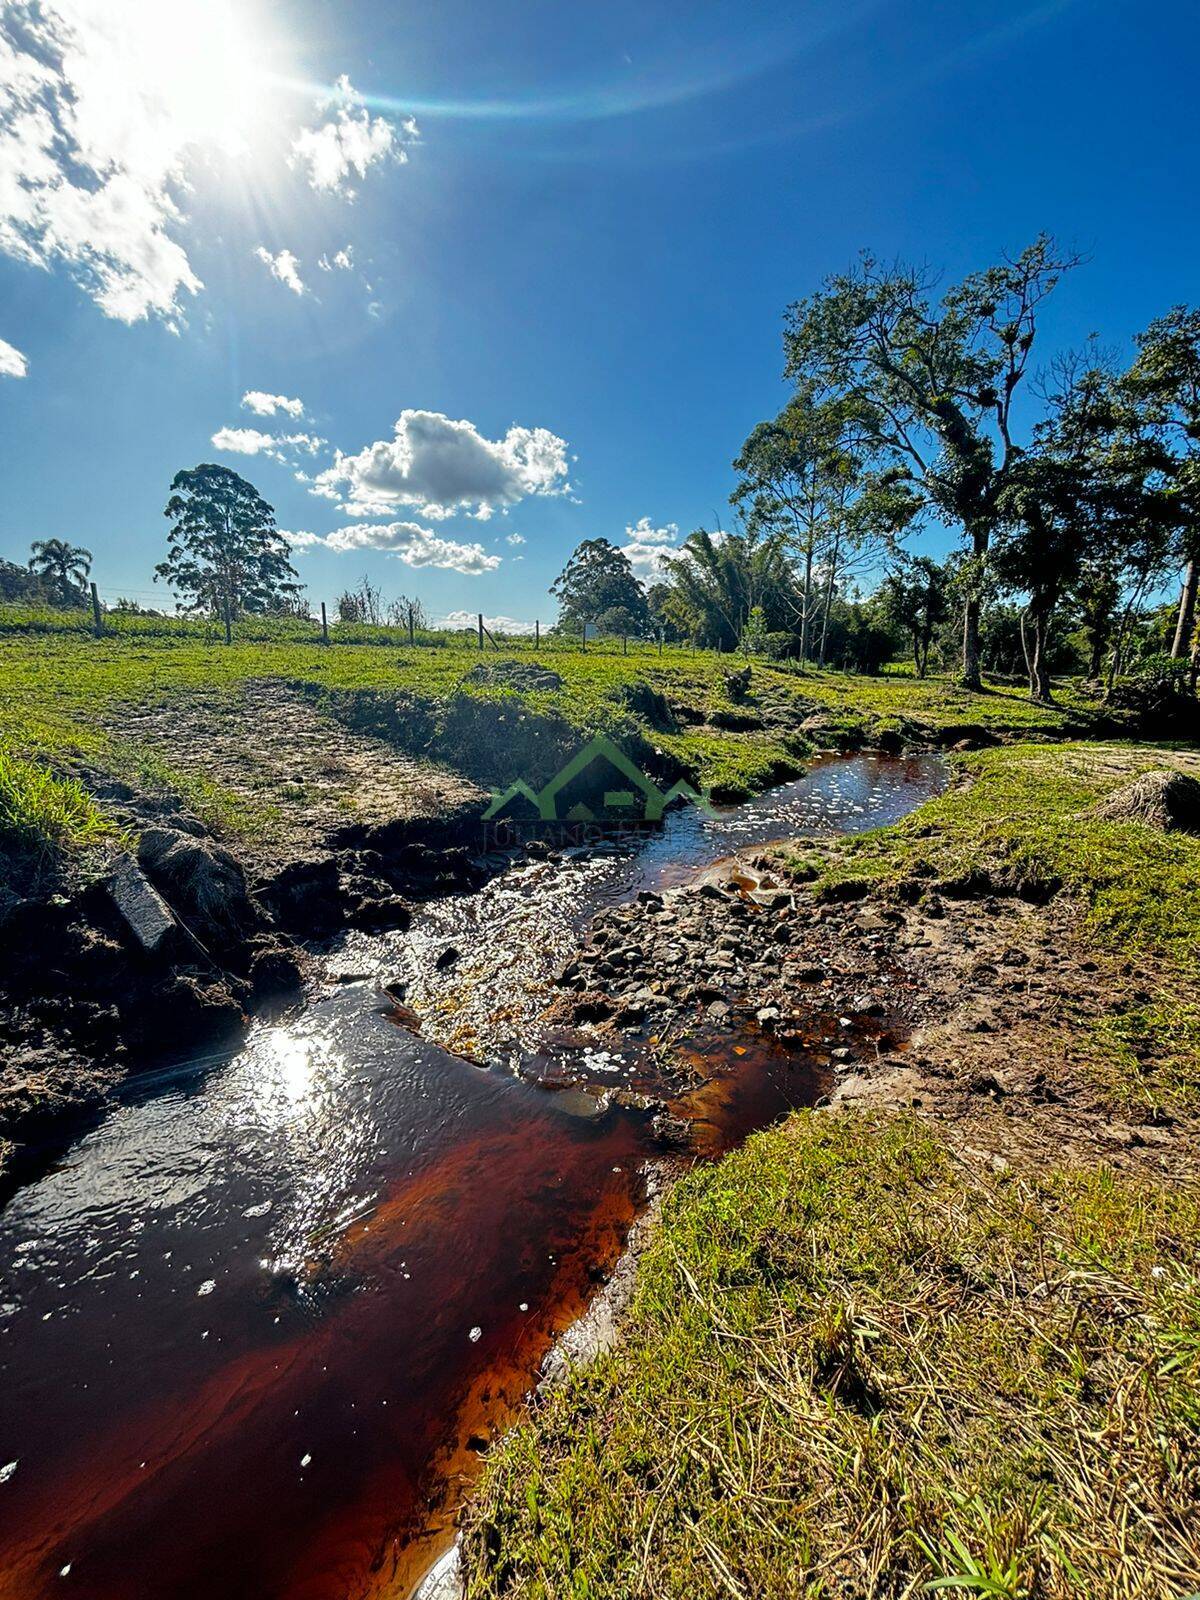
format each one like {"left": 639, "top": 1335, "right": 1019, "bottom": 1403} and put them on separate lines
{"left": 0, "top": 589, "right": 726, "bottom": 659}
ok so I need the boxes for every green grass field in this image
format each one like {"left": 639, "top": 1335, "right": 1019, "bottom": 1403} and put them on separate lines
{"left": 0, "top": 608, "right": 1101, "bottom": 851}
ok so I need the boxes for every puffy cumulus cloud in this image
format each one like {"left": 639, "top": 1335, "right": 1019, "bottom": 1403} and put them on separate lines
{"left": 291, "top": 77, "right": 416, "bottom": 196}
{"left": 0, "top": 334, "right": 28, "bottom": 376}
{"left": 625, "top": 516, "right": 678, "bottom": 546}
{"left": 441, "top": 610, "right": 536, "bottom": 636}
{"left": 314, "top": 409, "right": 571, "bottom": 520}
{"left": 622, "top": 516, "right": 680, "bottom": 583}
{"left": 211, "top": 426, "right": 325, "bottom": 462}
{"left": 242, "top": 389, "right": 305, "bottom": 419}
{"left": 254, "top": 245, "right": 306, "bottom": 296}
{"left": 312, "top": 520, "right": 501, "bottom": 575}
{"left": 278, "top": 529, "right": 323, "bottom": 549}
{"left": 0, "top": 2, "right": 209, "bottom": 324}
{"left": 505, "top": 532, "right": 526, "bottom": 546}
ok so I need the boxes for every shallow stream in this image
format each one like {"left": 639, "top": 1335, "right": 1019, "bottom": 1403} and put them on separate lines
{"left": 0, "top": 754, "right": 945, "bottom": 1599}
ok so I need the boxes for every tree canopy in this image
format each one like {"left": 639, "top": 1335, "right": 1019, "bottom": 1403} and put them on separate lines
{"left": 550, "top": 539, "right": 651, "bottom": 636}
{"left": 155, "top": 464, "right": 301, "bottom": 630}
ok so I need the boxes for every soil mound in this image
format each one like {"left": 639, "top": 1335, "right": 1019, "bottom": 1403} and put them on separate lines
{"left": 1092, "top": 769, "right": 1200, "bottom": 833}
{"left": 464, "top": 660, "right": 564, "bottom": 693}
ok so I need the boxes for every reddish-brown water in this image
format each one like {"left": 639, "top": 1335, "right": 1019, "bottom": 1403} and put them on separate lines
{"left": 0, "top": 755, "right": 945, "bottom": 1599}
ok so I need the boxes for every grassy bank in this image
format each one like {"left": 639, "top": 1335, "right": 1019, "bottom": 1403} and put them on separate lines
{"left": 0, "top": 614, "right": 1104, "bottom": 854}
{"left": 460, "top": 743, "right": 1200, "bottom": 1598}
{"left": 462, "top": 1112, "right": 1200, "bottom": 1599}
{"left": 794, "top": 744, "right": 1200, "bottom": 1114}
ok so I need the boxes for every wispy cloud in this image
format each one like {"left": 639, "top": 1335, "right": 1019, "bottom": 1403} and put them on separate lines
{"left": 211, "top": 425, "right": 324, "bottom": 461}
{"left": 242, "top": 389, "right": 306, "bottom": 418}
{"left": 0, "top": 334, "right": 28, "bottom": 377}
{"left": 253, "top": 246, "right": 306, "bottom": 296}
{"left": 291, "top": 76, "right": 417, "bottom": 196}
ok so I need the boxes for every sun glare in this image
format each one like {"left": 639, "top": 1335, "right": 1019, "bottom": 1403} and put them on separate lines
{"left": 119, "top": 0, "right": 280, "bottom": 157}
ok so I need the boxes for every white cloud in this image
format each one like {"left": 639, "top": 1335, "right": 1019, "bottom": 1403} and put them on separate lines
{"left": 625, "top": 516, "right": 679, "bottom": 546}
{"left": 622, "top": 517, "right": 679, "bottom": 583}
{"left": 317, "top": 245, "right": 354, "bottom": 272}
{"left": 505, "top": 532, "right": 526, "bottom": 546}
{"left": 441, "top": 610, "right": 536, "bottom": 635}
{"left": 0, "top": 335, "right": 28, "bottom": 376}
{"left": 315, "top": 520, "right": 501, "bottom": 575}
{"left": 211, "top": 426, "right": 325, "bottom": 461}
{"left": 242, "top": 389, "right": 305, "bottom": 418}
{"left": 314, "top": 409, "right": 570, "bottom": 520}
{"left": 0, "top": 0, "right": 228, "bottom": 323}
{"left": 291, "top": 77, "right": 416, "bottom": 195}
{"left": 278, "top": 528, "right": 323, "bottom": 548}
{"left": 254, "top": 245, "right": 306, "bottom": 296}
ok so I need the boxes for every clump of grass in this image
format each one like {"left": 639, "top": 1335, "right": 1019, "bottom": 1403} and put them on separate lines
{"left": 461, "top": 1112, "right": 1200, "bottom": 1599}
{"left": 0, "top": 743, "right": 115, "bottom": 857}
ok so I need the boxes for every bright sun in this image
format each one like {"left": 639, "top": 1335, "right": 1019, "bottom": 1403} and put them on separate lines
{"left": 113, "top": 0, "right": 281, "bottom": 157}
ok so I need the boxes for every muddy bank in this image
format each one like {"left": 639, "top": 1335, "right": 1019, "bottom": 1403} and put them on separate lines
{"left": 0, "top": 785, "right": 489, "bottom": 1183}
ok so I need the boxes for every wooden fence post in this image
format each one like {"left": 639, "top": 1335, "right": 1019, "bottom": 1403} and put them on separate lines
{"left": 535, "top": 619, "right": 540, "bottom": 650}
{"left": 622, "top": 633, "right": 628, "bottom": 656}
{"left": 224, "top": 593, "right": 232, "bottom": 646}
{"left": 407, "top": 603, "right": 415, "bottom": 646}
{"left": 321, "top": 601, "right": 329, "bottom": 644}
{"left": 658, "top": 631, "right": 663, "bottom": 656}
{"left": 478, "top": 613, "right": 484, "bottom": 651}
{"left": 90, "top": 581, "right": 103, "bottom": 638}
{"left": 581, "top": 623, "right": 587, "bottom": 653}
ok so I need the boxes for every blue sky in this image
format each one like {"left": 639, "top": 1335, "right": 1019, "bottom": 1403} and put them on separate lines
{"left": 0, "top": 0, "right": 1196, "bottom": 628}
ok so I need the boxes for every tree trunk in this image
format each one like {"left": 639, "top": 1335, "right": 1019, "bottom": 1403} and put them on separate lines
{"left": 1030, "top": 610, "right": 1054, "bottom": 703}
{"left": 1019, "top": 608, "right": 1033, "bottom": 691}
{"left": 1171, "top": 557, "right": 1198, "bottom": 659}
{"left": 1087, "top": 628, "right": 1105, "bottom": 681}
{"left": 959, "top": 524, "right": 989, "bottom": 691}
{"left": 961, "top": 596, "right": 981, "bottom": 691}
{"left": 799, "top": 544, "right": 814, "bottom": 666}
{"left": 817, "top": 535, "right": 839, "bottom": 667}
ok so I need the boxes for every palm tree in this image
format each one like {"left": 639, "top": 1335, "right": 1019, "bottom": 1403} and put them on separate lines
{"left": 28, "top": 539, "right": 93, "bottom": 607}
{"left": 662, "top": 526, "right": 798, "bottom": 650}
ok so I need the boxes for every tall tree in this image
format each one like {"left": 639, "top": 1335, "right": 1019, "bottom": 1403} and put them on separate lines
{"left": 550, "top": 539, "right": 650, "bottom": 636}
{"left": 28, "top": 538, "right": 92, "bottom": 607}
{"left": 784, "top": 236, "right": 1080, "bottom": 688}
{"left": 1125, "top": 306, "right": 1200, "bottom": 660}
{"left": 731, "top": 387, "right": 859, "bottom": 663}
{"left": 155, "top": 464, "right": 299, "bottom": 639}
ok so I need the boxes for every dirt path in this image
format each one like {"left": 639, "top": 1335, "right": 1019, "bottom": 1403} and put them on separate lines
{"left": 94, "top": 678, "right": 484, "bottom": 871}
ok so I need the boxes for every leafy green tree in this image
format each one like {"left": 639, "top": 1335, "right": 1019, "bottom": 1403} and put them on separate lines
{"left": 784, "top": 236, "right": 1079, "bottom": 689}
{"left": 645, "top": 581, "right": 690, "bottom": 642}
{"left": 732, "top": 387, "right": 859, "bottom": 662}
{"left": 550, "top": 539, "right": 650, "bottom": 636}
{"left": 1125, "top": 306, "right": 1200, "bottom": 661}
{"left": 1, "top": 557, "right": 50, "bottom": 604}
{"left": 28, "top": 538, "right": 92, "bottom": 607}
{"left": 879, "top": 556, "right": 949, "bottom": 677}
{"left": 156, "top": 464, "right": 300, "bottom": 638}
{"left": 661, "top": 527, "right": 798, "bottom": 651}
